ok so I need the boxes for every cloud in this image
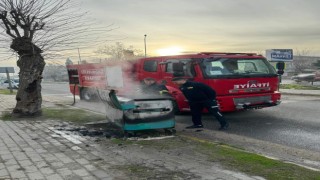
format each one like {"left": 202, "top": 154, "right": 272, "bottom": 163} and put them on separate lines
{"left": 2, "top": 0, "right": 320, "bottom": 66}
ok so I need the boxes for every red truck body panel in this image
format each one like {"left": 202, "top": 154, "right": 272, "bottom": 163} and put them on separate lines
{"left": 66, "top": 53, "right": 281, "bottom": 112}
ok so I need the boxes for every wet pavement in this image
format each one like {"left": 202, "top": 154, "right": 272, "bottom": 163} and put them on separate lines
{"left": 0, "top": 120, "right": 113, "bottom": 180}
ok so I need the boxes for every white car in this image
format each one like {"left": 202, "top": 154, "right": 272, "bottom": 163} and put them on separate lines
{"left": 2, "top": 79, "right": 19, "bottom": 89}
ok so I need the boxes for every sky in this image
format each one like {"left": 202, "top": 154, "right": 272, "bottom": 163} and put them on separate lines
{"left": 1, "top": 0, "right": 320, "bottom": 67}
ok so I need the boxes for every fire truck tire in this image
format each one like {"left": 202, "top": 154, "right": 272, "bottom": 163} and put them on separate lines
{"left": 80, "top": 88, "right": 96, "bottom": 101}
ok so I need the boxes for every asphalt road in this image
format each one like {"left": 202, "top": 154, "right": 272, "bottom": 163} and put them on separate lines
{"left": 195, "top": 95, "right": 320, "bottom": 152}
{"left": 41, "top": 82, "right": 320, "bottom": 153}
{"left": 42, "top": 81, "right": 73, "bottom": 96}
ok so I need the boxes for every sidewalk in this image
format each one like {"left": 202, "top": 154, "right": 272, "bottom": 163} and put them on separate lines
{"left": 0, "top": 95, "right": 113, "bottom": 179}
{"left": 0, "top": 94, "right": 263, "bottom": 180}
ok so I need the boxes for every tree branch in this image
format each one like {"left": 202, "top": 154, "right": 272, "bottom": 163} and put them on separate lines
{"left": 0, "top": 11, "right": 17, "bottom": 38}
{"left": 0, "top": 0, "right": 116, "bottom": 60}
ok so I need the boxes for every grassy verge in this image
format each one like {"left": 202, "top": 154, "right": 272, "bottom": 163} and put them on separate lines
{"left": 280, "top": 84, "right": 320, "bottom": 90}
{"left": 111, "top": 135, "right": 183, "bottom": 150}
{"left": 42, "top": 108, "right": 106, "bottom": 124}
{"left": 0, "top": 89, "right": 16, "bottom": 95}
{"left": 1, "top": 107, "right": 106, "bottom": 124}
{"left": 111, "top": 164, "right": 199, "bottom": 179}
{"left": 1, "top": 111, "right": 12, "bottom": 120}
{"left": 113, "top": 135, "right": 320, "bottom": 179}
{"left": 187, "top": 136, "right": 320, "bottom": 180}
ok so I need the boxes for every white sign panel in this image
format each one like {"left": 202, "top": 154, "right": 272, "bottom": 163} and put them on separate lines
{"left": 266, "top": 49, "right": 293, "bottom": 62}
{"left": 105, "top": 66, "right": 124, "bottom": 88}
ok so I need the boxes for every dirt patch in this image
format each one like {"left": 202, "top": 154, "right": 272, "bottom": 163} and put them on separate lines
{"left": 111, "top": 164, "right": 200, "bottom": 180}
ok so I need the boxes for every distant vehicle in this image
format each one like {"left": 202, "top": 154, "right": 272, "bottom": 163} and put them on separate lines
{"left": 2, "top": 79, "right": 19, "bottom": 89}
{"left": 315, "top": 71, "right": 320, "bottom": 81}
{"left": 291, "top": 73, "right": 320, "bottom": 83}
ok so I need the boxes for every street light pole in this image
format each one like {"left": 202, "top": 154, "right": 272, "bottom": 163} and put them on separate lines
{"left": 78, "top": 48, "right": 82, "bottom": 64}
{"left": 144, "top": 34, "right": 147, "bottom": 58}
{"left": 5, "top": 68, "right": 13, "bottom": 94}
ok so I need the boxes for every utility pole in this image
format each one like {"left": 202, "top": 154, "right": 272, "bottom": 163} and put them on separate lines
{"left": 5, "top": 68, "right": 13, "bottom": 93}
{"left": 144, "top": 34, "right": 147, "bottom": 58}
{"left": 78, "top": 48, "right": 82, "bottom": 64}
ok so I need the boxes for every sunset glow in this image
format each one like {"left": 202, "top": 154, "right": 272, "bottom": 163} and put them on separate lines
{"left": 157, "top": 46, "right": 184, "bottom": 56}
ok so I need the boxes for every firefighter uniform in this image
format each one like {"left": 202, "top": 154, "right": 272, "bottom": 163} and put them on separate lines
{"left": 178, "top": 81, "right": 228, "bottom": 130}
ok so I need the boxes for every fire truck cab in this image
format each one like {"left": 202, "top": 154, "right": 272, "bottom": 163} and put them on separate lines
{"left": 134, "top": 52, "right": 281, "bottom": 112}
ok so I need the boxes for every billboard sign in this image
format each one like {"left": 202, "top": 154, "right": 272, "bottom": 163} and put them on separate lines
{"left": 266, "top": 49, "right": 293, "bottom": 62}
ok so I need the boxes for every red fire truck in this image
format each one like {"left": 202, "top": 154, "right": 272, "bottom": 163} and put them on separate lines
{"left": 66, "top": 52, "right": 281, "bottom": 112}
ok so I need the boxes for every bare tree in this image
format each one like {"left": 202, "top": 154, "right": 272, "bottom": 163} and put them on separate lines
{"left": 0, "top": 0, "right": 114, "bottom": 116}
{"left": 313, "top": 60, "right": 320, "bottom": 70}
{"left": 292, "top": 49, "right": 314, "bottom": 73}
{"left": 96, "top": 42, "right": 143, "bottom": 61}
{"left": 43, "top": 63, "right": 67, "bottom": 82}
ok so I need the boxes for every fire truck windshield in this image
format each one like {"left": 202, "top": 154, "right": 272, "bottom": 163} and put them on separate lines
{"left": 201, "top": 58, "right": 277, "bottom": 78}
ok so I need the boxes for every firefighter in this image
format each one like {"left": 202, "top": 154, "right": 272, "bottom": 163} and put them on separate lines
{"left": 172, "top": 77, "right": 229, "bottom": 130}
{"left": 141, "top": 78, "right": 169, "bottom": 95}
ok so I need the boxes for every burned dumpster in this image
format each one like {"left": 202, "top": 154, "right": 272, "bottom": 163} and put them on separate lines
{"left": 99, "top": 89, "right": 176, "bottom": 135}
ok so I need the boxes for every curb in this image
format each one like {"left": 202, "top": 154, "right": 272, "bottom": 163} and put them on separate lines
{"left": 280, "top": 92, "right": 320, "bottom": 97}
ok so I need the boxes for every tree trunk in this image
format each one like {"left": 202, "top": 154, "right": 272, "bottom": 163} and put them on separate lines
{"left": 10, "top": 37, "right": 45, "bottom": 117}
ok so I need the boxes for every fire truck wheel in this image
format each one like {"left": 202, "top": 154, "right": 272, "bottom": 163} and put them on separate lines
{"left": 80, "top": 88, "right": 96, "bottom": 101}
